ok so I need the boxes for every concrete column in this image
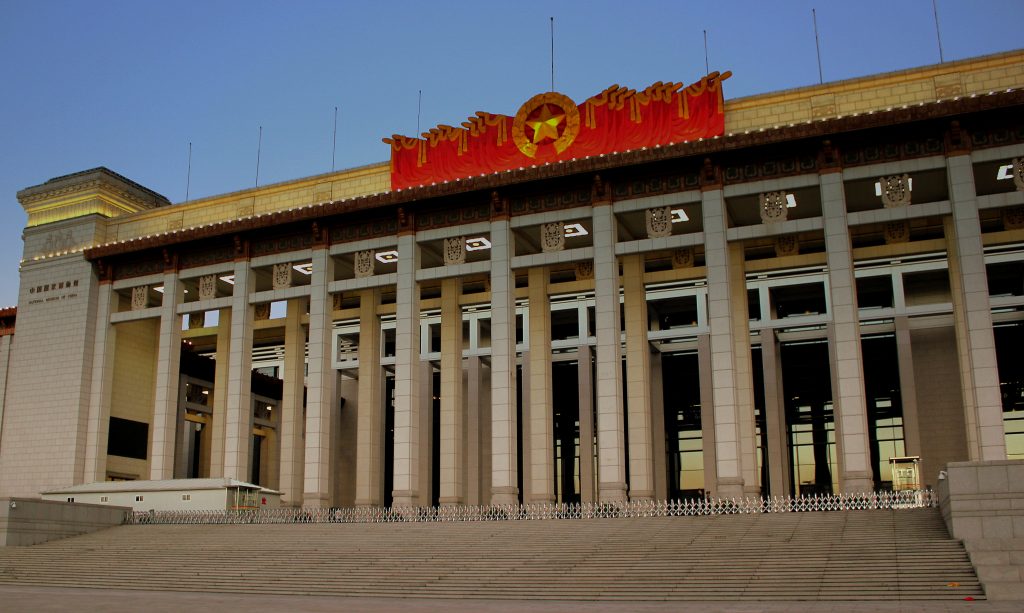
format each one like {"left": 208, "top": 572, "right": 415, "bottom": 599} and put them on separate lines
{"left": 577, "top": 345, "right": 596, "bottom": 503}
{"left": 84, "top": 282, "right": 116, "bottom": 482}
{"left": 820, "top": 170, "right": 874, "bottom": 492}
{"left": 701, "top": 186, "right": 744, "bottom": 498}
{"left": 174, "top": 379, "right": 190, "bottom": 479}
{"left": 519, "top": 351, "right": 532, "bottom": 503}
{"left": 525, "top": 267, "right": 554, "bottom": 502}
{"left": 335, "top": 376, "right": 359, "bottom": 507}
{"left": 223, "top": 261, "right": 254, "bottom": 483}
{"left": 418, "top": 360, "right": 434, "bottom": 507}
{"left": 439, "top": 277, "right": 465, "bottom": 505}
{"left": 760, "top": 330, "right": 790, "bottom": 497}
{"left": 894, "top": 316, "right": 923, "bottom": 460}
{"left": 150, "top": 271, "right": 183, "bottom": 480}
{"left": 622, "top": 254, "right": 655, "bottom": 500}
{"left": 650, "top": 351, "right": 668, "bottom": 501}
{"left": 697, "top": 334, "right": 718, "bottom": 498}
{"left": 489, "top": 217, "right": 519, "bottom": 505}
{"left": 729, "top": 244, "right": 759, "bottom": 496}
{"left": 208, "top": 308, "right": 231, "bottom": 478}
{"left": 278, "top": 297, "right": 307, "bottom": 506}
{"left": 355, "top": 288, "right": 384, "bottom": 507}
{"left": 945, "top": 154, "right": 1006, "bottom": 461}
{"left": 592, "top": 201, "right": 627, "bottom": 502}
{"left": 303, "top": 248, "right": 336, "bottom": 507}
{"left": 392, "top": 232, "right": 421, "bottom": 507}
{"left": 465, "top": 355, "right": 482, "bottom": 505}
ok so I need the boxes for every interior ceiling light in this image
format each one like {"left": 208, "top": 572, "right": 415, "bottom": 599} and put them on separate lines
{"left": 671, "top": 209, "right": 689, "bottom": 223}
{"left": 564, "top": 223, "right": 588, "bottom": 237}
{"left": 786, "top": 194, "right": 797, "bottom": 208}
{"left": 996, "top": 164, "right": 1013, "bottom": 180}
{"left": 465, "top": 237, "right": 491, "bottom": 251}
{"left": 375, "top": 250, "right": 399, "bottom": 263}
{"left": 874, "top": 178, "right": 913, "bottom": 196}
{"left": 154, "top": 286, "right": 164, "bottom": 293}
{"left": 219, "top": 275, "right": 235, "bottom": 285}
{"left": 292, "top": 263, "right": 313, "bottom": 275}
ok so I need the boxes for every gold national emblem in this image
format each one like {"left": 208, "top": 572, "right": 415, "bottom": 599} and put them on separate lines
{"left": 512, "top": 92, "right": 580, "bottom": 158}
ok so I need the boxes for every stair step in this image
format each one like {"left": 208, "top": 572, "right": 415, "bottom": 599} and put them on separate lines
{"left": 0, "top": 507, "right": 985, "bottom": 601}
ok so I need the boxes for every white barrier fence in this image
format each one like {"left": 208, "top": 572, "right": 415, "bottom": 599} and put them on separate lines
{"left": 126, "top": 489, "right": 936, "bottom": 525}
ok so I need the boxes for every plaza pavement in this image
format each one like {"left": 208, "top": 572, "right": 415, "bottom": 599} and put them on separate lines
{"left": 0, "top": 585, "right": 1021, "bottom": 613}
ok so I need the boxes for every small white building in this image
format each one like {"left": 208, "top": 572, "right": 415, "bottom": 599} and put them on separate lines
{"left": 41, "top": 478, "right": 282, "bottom": 512}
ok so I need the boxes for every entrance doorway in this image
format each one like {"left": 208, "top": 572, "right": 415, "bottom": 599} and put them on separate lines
{"left": 552, "top": 360, "right": 581, "bottom": 503}
{"left": 661, "top": 351, "right": 704, "bottom": 500}
{"left": 781, "top": 340, "right": 836, "bottom": 496}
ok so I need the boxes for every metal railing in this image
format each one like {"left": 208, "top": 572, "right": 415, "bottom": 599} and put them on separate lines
{"left": 126, "top": 489, "right": 935, "bottom": 525}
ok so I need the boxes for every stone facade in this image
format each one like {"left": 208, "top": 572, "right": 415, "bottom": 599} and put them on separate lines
{"left": 0, "top": 51, "right": 1022, "bottom": 515}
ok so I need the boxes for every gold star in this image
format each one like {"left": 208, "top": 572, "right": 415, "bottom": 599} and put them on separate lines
{"left": 526, "top": 104, "right": 565, "bottom": 144}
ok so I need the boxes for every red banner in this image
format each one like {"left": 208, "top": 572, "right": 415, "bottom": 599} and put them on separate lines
{"left": 385, "top": 72, "right": 730, "bottom": 191}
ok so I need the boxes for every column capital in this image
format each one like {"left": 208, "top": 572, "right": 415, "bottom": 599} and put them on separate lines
{"left": 94, "top": 259, "right": 113, "bottom": 284}
{"left": 397, "top": 207, "right": 415, "bottom": 236}
{"left": 489, "top": 191, "right": 509, "bottom": 221}
{"left": 591, "top": 174, "right": 612, "bottom": 205}
{"left": 699, "top": 158, "right": 723, "bottom": 191}
{"left": 311, "top": 221, "right": 330, "bottom": 249}
{"left": 944, "top": 120, "right": 972, "bottom": 157}
{"left": 161, "top": 247, "right": 178, "bottom": 273}
{"left": 232, "top": 235, "right": 249, "bottom": 262}
{"left": 817, "top": 139, "right": 842, "bottom": 174}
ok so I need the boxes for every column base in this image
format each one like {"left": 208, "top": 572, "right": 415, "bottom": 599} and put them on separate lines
{"left": 490, "top": 486, "right": 519, "bottom": 506}
{"left": 629, "top": 489, "right": 655, "bottom": 502}
{"left": 354, "top": 499, "right": 382, "bottom": 508}
{"left": 438, "top": 497, "right": 464, "bottom": 506}
{"left": 743, "top": 484, "right": 762, "bottom": 497}
{"left": 301, "top": 494, "right": 331, "bottom": 509}
{"left": 598, "top": 481, "right": 628, "bottom": 502}
{"left": 840, "top": 472, "right": 875, "bottom": 493}
{"left": 391, "top": 490, "right": 419, "bottom": 508}
{"left": 716, "top": 478, "right": 745, "bottom": 499}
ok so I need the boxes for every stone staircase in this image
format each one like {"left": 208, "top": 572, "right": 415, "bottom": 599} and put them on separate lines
{"left": 0, "top": 507, "right": 983, "bottom": 601}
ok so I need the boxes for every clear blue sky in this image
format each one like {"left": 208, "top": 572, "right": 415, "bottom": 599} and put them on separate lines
{"left": 1, "top": 0, "right": 1021, "bottom": 307}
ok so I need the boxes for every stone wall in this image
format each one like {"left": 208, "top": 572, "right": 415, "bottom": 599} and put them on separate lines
{"left": 938, "top": 460, "right": 1024, "bottom": 600}
{"left": 0, "top": 498, "right": 128, "bottom": 546}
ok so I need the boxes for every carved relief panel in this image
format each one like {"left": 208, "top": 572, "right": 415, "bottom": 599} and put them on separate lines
{"left": 879, "top": 174, "right": 911, "bottom": 208}
{"left": 884, "top": 221, "right": 910, "bottom": 244}
{"left": 272, "top": 263, "right": 292, "bottom": 290}
{"left": 759, "top": 191, "right": 788, "bottom": 224}
{"left": 672, "top": 247, "right": 695, "bottom": 269}
{"left": 443, "top": 236, "right": 466, "bottom": 265}
{"left": 774, "top": 235, "right": 800, "bottom": 257}
{"left": 131, "top": 285, "right": 149, "bottom": 310}
{"left": 645, "top": 206, "right": 672, "bottom": 238}
{"left": 574, "top": 260, "right": 594, "bottom": 281}
{"left": 197, "top": 275, "right": 217, "bottom": 301}
{"left": 541, "top": 222, "right": 565, "bottom": 253}
{"left": 354, "top": 250, "right": 375, "bottom": 278}
{"left": 254, "top": 303, "right": 271, "bottom": 321}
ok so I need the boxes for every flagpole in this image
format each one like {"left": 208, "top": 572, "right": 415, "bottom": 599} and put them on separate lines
{"left": 703, "top": 30, "right": 709, "bottom": 75}
{"left": 813, "top": 9, "right": 823, "bottom": 84}
{"left": 550, "top": 17, "right": 555, "bottom": 92}
{"left": 255, "top": 126, "right": 262, "bottom": 188}
{"left": 331, "top": 106, "right": 338, "bottom": 172}
{"left": 185, "top": 141, "right": 192, "bottom": 203}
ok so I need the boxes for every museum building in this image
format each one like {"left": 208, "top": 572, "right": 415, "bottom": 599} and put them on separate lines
{"left": 0, "top": 50, "right": 1022, "bottom": 509}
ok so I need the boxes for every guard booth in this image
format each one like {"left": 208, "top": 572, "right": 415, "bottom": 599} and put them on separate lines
{"left": 890, "top": 456, "right": 922, "bottom": 491}
{"left": 889, "top": 456, "right": 923, "bottom": 508}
